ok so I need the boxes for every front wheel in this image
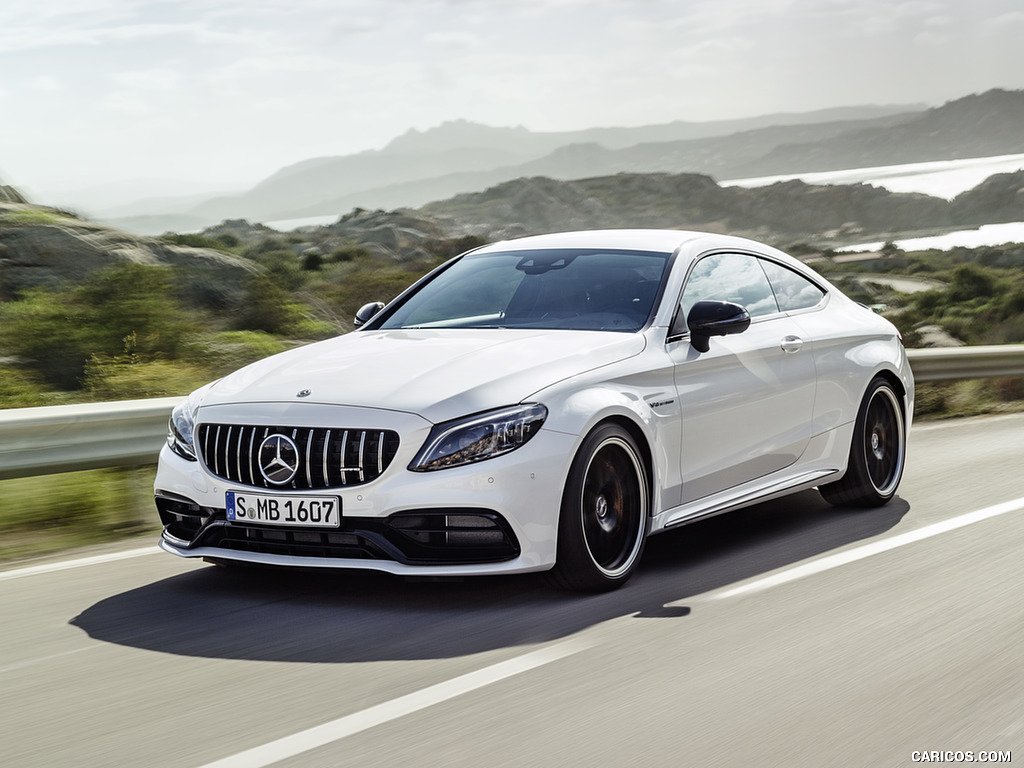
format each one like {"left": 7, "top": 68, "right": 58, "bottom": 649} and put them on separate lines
{"left": 549, "top": 423, "right": 649, "bottom": 591}
{"left": 820, "top": 376, "right": 906, "bottom": 507}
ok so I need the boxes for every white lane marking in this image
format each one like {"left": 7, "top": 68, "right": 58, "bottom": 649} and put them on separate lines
{"left": 0, "top": 546, "right": 159, "bottom": 583}
{"left": 0, "top": 644, "right": 102, "bottom": 675}
{"left": 715, "top": 495, "right": 1024, "bottom": 599}
{"left": 197, "top": 640, "right": 590, "bottom": 768}
{"left": 912, "top": 413, "right": 1024, "bottom": 432}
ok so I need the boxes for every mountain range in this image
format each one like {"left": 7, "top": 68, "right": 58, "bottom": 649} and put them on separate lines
{"left": 93, "top": 103, "right": 928, "bottom": 234}
{"left": 26, "top": 88, "right": 1024, "bottom": 236}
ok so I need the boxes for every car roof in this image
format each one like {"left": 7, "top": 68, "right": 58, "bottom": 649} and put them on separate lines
{"left": 476, "top": 229, "right": 704, "bottom": 255}
{"left": 474, "top": 229, "right": 776, "bottom": 257}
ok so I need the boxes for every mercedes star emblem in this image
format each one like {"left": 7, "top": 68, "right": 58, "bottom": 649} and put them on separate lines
{"left": 258, "top": 434, "right": 300, "bottom": 485}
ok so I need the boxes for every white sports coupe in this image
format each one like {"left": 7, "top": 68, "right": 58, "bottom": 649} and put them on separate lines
{"left": 156, "top": 229, "right": 913, "bottom": 591}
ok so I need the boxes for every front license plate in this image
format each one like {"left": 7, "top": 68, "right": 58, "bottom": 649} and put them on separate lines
{"left": 226, "top": 491, "right": 341, "bottom": 528}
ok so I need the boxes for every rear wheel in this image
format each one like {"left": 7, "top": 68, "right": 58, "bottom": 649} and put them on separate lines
{"left": 820, "top": 377, "right": 906, "bottom": 507}
{"left": 549, "top": 424, "right": 649, "bottom": 591}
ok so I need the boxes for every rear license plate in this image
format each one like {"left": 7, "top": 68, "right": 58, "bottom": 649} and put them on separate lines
{"left": 226, "top": 491, "right": 341, "bottom": 528}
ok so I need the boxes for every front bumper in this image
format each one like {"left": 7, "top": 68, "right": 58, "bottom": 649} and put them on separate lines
{"left": 154, "top": 403, "right": 576, "bottom": 576}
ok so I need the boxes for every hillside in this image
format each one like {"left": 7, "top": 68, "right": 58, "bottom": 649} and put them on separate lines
{"left": 0, "top": 202, "right": 256, "bottom": 300}
{"left": 416, "top": 173, "right": 961, "bottom": 243}
{"left": 741, "top": 89, "right": 1024, "bottom": 175}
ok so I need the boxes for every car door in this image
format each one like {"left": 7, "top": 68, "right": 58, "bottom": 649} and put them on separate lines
{"left": 669, "top": 251, "right": 817, "bottom": 505}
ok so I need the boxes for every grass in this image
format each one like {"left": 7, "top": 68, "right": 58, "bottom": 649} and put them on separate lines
{"left": 0, "top": 208, "right": 75, "bottom": 227}
{"left": 0, "top": 466, "right": 160, "bottom": 563}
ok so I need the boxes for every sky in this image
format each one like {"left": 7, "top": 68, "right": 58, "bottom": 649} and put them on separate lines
{"left": 2, "top": 0, "right": 1024, "bottom": 206}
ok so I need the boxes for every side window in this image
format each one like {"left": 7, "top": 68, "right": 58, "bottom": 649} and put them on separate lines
{"left": 680, "top": 252, "right": 779, "bottom": 323}
{"left": 760, "top": 259, "right": 826, "bottom": 312}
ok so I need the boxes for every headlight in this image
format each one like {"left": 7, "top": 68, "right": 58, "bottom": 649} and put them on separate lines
{"left": 166, "top": 383, "right": 214, "bottom": 461}
{"left": 410, "top": 403, "right": 547, "bottom": 472}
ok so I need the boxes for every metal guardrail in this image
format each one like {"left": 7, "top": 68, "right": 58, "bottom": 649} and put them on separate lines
{"left": 906, "top": 344, "right": 1024, "bottom": 382}
{"left": 0, "top": 396, "right": 182, "bottom": 481}
{"left": 1, "top": 345, "right": 1023, "bottom": 481}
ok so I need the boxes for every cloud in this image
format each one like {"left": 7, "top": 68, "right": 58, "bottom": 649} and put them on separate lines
{"left": 208, "top": 53, "right": 339, "bottom": 84}
{"left": 424, "top": 31, "right": 482, "bottom": 48}
{"left": 97, "top": 90, "right": 151, "bottom": 116}
{"left": 108, "top": 68, "right": 184, "bottom": 91}
{"left": 0, "top": 21, "right": 244, "bottom": 52}
{"left": 28, "top": 75, "right": 63, "bottom": 92}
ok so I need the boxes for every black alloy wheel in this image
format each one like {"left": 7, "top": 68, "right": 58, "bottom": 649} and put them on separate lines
{"left": 550, "top": 423, "right": 649, "bottom": 591}
{"left": 820, "top": 376, "right": 906, "bottom": 507}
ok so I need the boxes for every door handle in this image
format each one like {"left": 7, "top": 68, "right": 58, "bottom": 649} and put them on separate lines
{"left": 780, "top": 335, "right": 803, "bottom": 353}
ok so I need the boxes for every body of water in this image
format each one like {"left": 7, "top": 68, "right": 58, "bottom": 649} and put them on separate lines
{"left": 265, "top": 214, "right": 339, "bottom": 231}
{"left": 722, "top": 153, "right": 1024, "bottom": 200}
{"left": 836, "top": 221, "right": 1024, "bottom": 254}
{"left": 725, "top": 154, "right": 1024, "bottom": 252}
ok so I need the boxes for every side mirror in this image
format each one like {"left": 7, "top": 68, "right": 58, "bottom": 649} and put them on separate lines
{"left": 354, "top": 301, "right": 386, "bottom": 328}
{"left": 686, "top": 300, "right": 751, "bottom": 353}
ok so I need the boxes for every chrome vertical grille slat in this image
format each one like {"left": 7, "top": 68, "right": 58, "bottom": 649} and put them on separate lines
{"left": 305, "top": 430, "right": 313, "bottom": 488}
{"left": 196, "top": 424, "right": 399, "bottom": 490}
{"left": 234, "top": 426, "right": 243, "bottom": 484}
{"left": 339, "top": 430, "right": 349, "bottom": 486}
{"left": 322, "top": 429, "right": 331, "bottom": 487}
{"left": 247, "top": 428, "right": 257, "bottom": 487}
{"left": 213, "top": 425, "right": 222, "bottom": 477}
{"left": 357, "top": 431, "right": 366, "bottom": 483}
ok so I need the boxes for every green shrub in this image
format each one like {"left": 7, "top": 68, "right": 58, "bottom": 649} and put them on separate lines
{"left": 0, "top": 263, "right": 194, "bottom": 389}
{"left": 0, "top": 366, "right": 71, "bottom": 407}
{"left": 182, "top": 330, "right": 288, "bottom": 374}
{"left": 302, "top": 251, "right": 323, "bottom": 271}
{"left": 159, "top": 233, "right": 231, "bottom": 251}
{"left": 330, "top": 243, "right": 373, "bottom": 263}
{"left": 234, "top": 274, "right": 307, "bottom": 335}
{"left": 82, "top": 356, "right": 211, "bottom": 400}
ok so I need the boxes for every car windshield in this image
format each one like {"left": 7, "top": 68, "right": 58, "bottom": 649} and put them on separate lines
{"left": 377, "top": 248, "right": 670, "bottom": 332}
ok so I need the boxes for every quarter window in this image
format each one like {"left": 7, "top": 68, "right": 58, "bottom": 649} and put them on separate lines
{"left": 760, "top": 259, "right": 826, "bottom": 312}
{"left": 680, "top": 252, "right": 779, "bottom": 323}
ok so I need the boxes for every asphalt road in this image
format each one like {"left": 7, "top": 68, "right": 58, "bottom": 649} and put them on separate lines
{"left": 2, "top": 414, "right": 1021, "bottom": 767}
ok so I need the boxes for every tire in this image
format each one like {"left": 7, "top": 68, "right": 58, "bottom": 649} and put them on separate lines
{"left": 820, "top": 376, "right": 906, "bottom": 508}
{"left": 549, "top": 423, "right": 649, "bottom": 591}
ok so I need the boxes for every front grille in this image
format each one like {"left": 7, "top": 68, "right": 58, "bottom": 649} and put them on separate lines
{"left": 196, "top": 423, "right": 400, "bottom": 490}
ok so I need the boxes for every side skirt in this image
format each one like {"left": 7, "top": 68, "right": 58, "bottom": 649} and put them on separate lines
{"left": 654, "top": 467, "right": 841, "bottom": 532}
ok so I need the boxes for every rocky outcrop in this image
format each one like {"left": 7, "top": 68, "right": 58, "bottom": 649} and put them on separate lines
{"left": 0, "top": 203, "right": 257, "bottom": 298}
{"left": 318, "top": 208, "right": 451, "bottom": 260}
{"left": 201, "top": 218, "right": 280, "bottom": 247}
{"left": 0, "top": 184, "right": 28, "bottom": 204}
{"left": 418, "top": 173, "right": 954, "bottom": 243}
{"left": 950, "top": 170, "right": 1024, "bottom": 225}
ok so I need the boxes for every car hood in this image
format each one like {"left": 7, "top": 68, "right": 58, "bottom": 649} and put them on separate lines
{"left": 200, "top": 328, "right": 646, "bottom": 424}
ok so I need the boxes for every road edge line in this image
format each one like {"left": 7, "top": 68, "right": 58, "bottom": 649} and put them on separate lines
{"left": 0, "top": 546, "right": 159, "bottom": 582}
{"left": 713, "top": 495, "right": 1024, "bottom": 599}
{"left": 196, "top": 639, "right": 591, "bottom": 768}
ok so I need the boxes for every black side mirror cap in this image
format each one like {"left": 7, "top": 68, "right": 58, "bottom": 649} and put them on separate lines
{"left": 686, "top": 300, "right": 751, "bottom": 352}
{"left": 354, "top": 301, "right": 386, "bottom": 328}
